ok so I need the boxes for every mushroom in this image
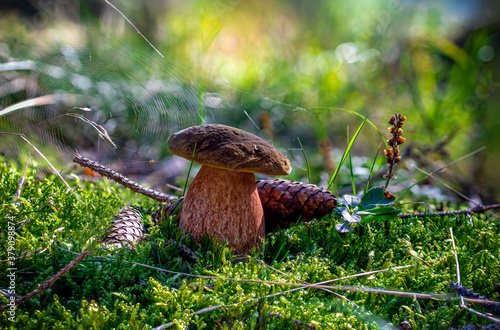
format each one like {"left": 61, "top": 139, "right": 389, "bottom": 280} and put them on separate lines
{"left": 168, "top": 124, "right": 291, "bottom": 254}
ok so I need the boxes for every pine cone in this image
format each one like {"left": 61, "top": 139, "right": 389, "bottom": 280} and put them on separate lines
{"left": 257, "top": 179, "right": 337, "bottom": 232}
{"left": 102, "top": 206, "right": 145, "bottom": 249}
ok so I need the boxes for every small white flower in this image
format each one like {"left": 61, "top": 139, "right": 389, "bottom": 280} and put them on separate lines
{"left": 341, "top": 209, "right": 361, "bottom": 223}
{"left": 343, "top": 194, "right": 360, "bottom": 207}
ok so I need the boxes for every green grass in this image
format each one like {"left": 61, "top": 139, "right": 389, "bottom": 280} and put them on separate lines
{"left": 1, "top": 160, "right": 499, "bottom": 329}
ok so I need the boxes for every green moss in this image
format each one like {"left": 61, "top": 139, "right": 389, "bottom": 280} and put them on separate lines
{"left": 1, "top": 161, "right": 499, "bottom": 328}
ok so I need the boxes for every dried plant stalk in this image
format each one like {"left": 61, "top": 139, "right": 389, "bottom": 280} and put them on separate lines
{"left": 450, "top": 282, "right": 500, "bottom": 315}
{"left": 384, "top": 113, "right": 406, "bottom": 188}
{"left": 0, "top": 250, "right": 89, "bottom": 312}
{"left": 398, "top": 204, "right": 500, "bottom": 218}
{"left": 73, "top": 153, "right": 176, "bottom": 202}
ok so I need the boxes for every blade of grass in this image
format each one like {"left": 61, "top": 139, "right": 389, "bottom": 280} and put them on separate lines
{"left": 65, "top": 112, "right": 117, "bottom": 148}
{"left": 0, "top": 95, "right": 58, "bottom": 117}
{"left": 271, "top": 242, "right": 287, "bottom": 264}
{"left": 413, "top": 165, "right": 479, "bottom": 206}
{"left": 328, "top": 112, "right": 369, "bottom": 190}
{"left": 396, "top": 146, "right": 486, "bottom": 201}
{"left": 182, "top": 143, "right": 197, "bottom": 196}
{"left": 197, "top": 88, "right": 205, "bottom": 125}
{"left": 307, "top": 107, "right": 387, "bottom": 148}
{"left": 15, "top": 152, "right": 32, "bottom": 200}
{"left": 0, "top": 133, "right": 72, "bottom": 189}
{"left": 297, "top": 137, "right": 311, "bottom": 183}
{"left": 365, "top": 143, "right": 382, "bottom": 194}
{"left": 104, "top": 0, "right": 164, "bottom": 58}
{"left": 347, "top": 126, "right": 356, "bottom": 195}
{"left": 0, "top": 60, "right": 35, "bottom": 72}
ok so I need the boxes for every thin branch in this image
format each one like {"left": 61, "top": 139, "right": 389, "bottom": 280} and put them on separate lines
{"left": 398, "top": 204, "right": 500, "bottom": 219}
{"left": 461, "top": 305, "right": 500, "bottom": 324}
{"left": 450, "top": 228, "right": 500, "bottom": 323}
{"left": 450, "top": 228, "right": 461, "bottom": 285}
{"left": 0, "top": 250, "right": 89, "bottom": 312}
{"left": 65, "top": 111, "right": 116, "bottom": 148}
{"left": 251, "top": 256, "right": 358, "bottom": 307}
{"left": 57, "top": 246, "right": 413, "bottom": 288}
{"left": 103, "top": 0, "right": 164, "bottom": 58}
{"left": 432, "top": 146, "right": 486, "bottom": 175}
{"left": 155, "top": 266, "right": 498, "bottom": 329}
{"left": 73, "top": 152, "right": 177, "bottom": 202}
{"left": 413, "top": 165, "right": 478, "bottom": 206}
{"left": 59, "top": 246, "right": 215, "bottom": 279}
{"left": 397, "top": 146, "right": 486, "bottom": 201}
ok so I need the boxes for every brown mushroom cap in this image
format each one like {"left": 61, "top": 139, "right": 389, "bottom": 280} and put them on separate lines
{"left": 168, "top": 124, "right": 291, "bottom": 176}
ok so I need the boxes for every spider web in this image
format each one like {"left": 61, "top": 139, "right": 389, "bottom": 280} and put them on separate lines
{"left": 0, "top": 26, "right": 307, "bottom": 192}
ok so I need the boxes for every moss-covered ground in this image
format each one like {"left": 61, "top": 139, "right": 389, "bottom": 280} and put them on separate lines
{"left": 1, "top": 161, "right": 499, "bottom": 329}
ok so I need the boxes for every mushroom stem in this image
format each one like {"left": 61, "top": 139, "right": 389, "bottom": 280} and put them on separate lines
{"left": 179, "top": 165, "right": 265, "bottom": 254}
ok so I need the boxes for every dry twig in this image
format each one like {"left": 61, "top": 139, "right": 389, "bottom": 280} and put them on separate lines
{"left": 73, "top": 152, "right": 177, "bottom": 202}
{"left": 0, "top": 250, "right": 89, "bottom": 312}
{"left": 398, "top": 204, "right": 500, "bottom": 219}
{"left": 450, "top": 228, "right": 500, "bottom": 324}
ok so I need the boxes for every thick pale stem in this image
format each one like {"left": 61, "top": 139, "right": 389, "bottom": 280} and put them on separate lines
{"left": 180, "top": 165, "right": 265, "bottom": 254}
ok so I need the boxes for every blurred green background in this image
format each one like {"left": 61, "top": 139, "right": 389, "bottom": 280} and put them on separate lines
{"left": 0, "top": 0, "right": 499, "bottom": 205}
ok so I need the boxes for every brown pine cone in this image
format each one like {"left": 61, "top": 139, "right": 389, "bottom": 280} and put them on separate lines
{"left": 102, "top": 206, "right": 145, "bottom": 249}
{"left": 257, "top": 179, "right": 337, "bottom": 232}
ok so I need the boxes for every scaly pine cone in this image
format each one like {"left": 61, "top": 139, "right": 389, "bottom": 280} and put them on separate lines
{"left": 257, "top": 179, "right": 337, "bottom": 232}
{"left": 102, "top": 206, "right": 145, "bottom": 249}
